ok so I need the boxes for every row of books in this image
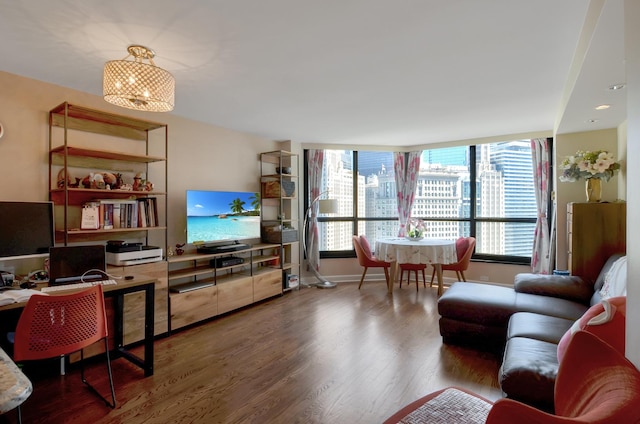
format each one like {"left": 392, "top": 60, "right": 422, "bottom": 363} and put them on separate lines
{"left": 81, "top": 198, "right": 159, "bottom": 230}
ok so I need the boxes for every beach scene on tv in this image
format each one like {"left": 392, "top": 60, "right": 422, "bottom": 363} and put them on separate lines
{"left": 186, "top": 190, "right": 261, "bottom": 244}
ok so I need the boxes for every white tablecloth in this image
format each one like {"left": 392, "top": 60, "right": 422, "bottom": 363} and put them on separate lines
{"left": 375, "top": 237, "right": 457, "bottom": 265}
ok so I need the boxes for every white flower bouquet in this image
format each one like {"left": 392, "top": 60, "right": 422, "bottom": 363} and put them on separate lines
{"left": 559, "top": 150, "right": 620, "bottom": 182}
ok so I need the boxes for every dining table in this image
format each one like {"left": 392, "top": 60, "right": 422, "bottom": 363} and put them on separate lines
{"left": 374, "top": 237, "right": 457, "bottom": 296}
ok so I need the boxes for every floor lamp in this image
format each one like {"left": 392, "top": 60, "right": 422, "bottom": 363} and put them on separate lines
{"left": 303, "top": 193, "right": 338, "bottom": 289}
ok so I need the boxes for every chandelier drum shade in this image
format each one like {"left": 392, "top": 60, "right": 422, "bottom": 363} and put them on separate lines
{"left": 103, "top": 45, "right": 175, "bottom": 112}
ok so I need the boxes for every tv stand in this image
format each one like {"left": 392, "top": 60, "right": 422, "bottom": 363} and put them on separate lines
{"left": 197, "top": 243, "right": 251, "bottom": 254}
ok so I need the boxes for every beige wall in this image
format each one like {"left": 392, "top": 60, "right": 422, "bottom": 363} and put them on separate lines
{"left": 0, "top": 71, "right": 279, "bottom": 273}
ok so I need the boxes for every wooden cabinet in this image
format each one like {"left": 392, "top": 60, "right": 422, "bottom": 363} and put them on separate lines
{"left": 567, "top": 202, "right": 626, "bottom": 284}
{"left": 108, "top": 261, "right": 169, "bottom": 342}
{"left": 260, "top": 150, "right": 300, "bottom": 290}
{"left": 168, "top": 244, "right": 283, "bottom": 330}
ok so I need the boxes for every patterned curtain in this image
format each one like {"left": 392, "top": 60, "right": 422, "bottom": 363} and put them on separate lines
{"left": 307, "top": 149, "right": 324, "bottom": 271}
{"left": 530, "top": 138, "right": 551, "bottom": 274}
{"left": 394, "top": 151, "right": 422, "bottom": 237}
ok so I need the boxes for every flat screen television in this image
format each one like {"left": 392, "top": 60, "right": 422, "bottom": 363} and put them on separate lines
{"left": 0, "top": 201, "right": 55, "bottom": 259}
{"left": 186, "top": 190, "right": 261, "bottom": 245}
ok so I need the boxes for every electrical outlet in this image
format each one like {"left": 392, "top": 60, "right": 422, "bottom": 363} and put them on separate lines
{"left": 479, "top": 275, "right": 489, "bottom": 282}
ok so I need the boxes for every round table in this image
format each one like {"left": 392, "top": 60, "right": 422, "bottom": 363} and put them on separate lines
{"left": 375, "top": 237, "right": 457, "bottom": 295}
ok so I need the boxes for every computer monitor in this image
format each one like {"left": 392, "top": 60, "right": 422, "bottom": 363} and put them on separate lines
{"left": 48, "top": 245, "right": 106, "bottom": 285}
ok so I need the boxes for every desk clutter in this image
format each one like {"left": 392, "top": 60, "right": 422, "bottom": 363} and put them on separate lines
{"left": 0, "top": 289, "right": 45, "bottom": 306}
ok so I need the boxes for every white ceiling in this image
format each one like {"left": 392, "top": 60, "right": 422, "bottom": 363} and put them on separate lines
{"left": 0, "top": 0, "right": 626, "bottom": 147}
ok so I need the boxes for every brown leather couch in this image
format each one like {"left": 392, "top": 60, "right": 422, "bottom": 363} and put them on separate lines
{"left": 437, "top": 254, "right": 622, "bottom": 411}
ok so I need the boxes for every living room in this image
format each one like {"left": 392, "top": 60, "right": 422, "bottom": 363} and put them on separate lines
{"left": 0, "top": 1, "right": 639, "bottom": 422}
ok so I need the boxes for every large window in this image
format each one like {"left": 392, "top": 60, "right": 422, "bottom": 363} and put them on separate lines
{"left": 306, "top": 141, "right": 547, "bottom": 264}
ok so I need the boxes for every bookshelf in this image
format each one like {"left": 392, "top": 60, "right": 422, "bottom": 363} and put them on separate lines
{"left": 48, "top": 102, "right": 169, "bottom": 340}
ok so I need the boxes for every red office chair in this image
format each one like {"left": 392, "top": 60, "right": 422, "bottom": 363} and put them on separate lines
{"left": 353, "top": 235, "right": 391, "bottom": 289}
{"left": 14, "top": 285, "right": 116, "bottom": 408}
{"left": 430, "top": 236, "right": 476, "bottom": 286}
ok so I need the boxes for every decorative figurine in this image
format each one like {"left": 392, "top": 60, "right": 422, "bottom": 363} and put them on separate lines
{"left": 175, "top": 243, "right": 185, "bottom": 255}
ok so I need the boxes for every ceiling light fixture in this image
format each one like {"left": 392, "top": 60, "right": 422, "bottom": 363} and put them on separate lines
{"left": 586, "top": 119, "right": 599, "bottom": 123}
{"left": 103, "top": 45, "right": 175, "bottom": 112}
{"left": 608, "top": 83, "right": 626, "bottom": 91}
{"left": 595, "top": 104, "right": 611, "bottom": 110}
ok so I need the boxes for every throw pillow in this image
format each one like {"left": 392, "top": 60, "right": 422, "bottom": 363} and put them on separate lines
{"left": 557, "top": 296, "right": 626, "bottom": 363}
{"left": 359, "top": 235, "right": 373, "bottom": 258}
{"left": 455, "top": 237, "right": 469, "bottom": 260}
{"left": 600, "top": 256, "right": 627, "bottom": 299}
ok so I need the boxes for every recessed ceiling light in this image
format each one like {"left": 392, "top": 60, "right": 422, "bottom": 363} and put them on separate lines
{"left": 586, "top": 119, "right": 599, "bottom": 123}
{"left": 609, "top": 83, "right": 626, "bottom": 90}
{"left": 595, "top": 104, "right": 611, "bottom": 110}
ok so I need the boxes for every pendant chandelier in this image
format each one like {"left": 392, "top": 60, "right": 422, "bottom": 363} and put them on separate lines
{"left": 103, "top": 45, "right": 175, "bottom": 112}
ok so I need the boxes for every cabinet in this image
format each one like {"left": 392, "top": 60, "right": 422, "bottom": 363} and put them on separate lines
{"left": 260, "top": 150, "right": 300, "bottom": 290}
{"left": 168, "top": 244, "right": 283, "bottom": 330}
{"left": 567, "top": 202, "right": 626, "bottom": 284}
{"left": 48, "top": 102, "right": 168, "bottom": 337}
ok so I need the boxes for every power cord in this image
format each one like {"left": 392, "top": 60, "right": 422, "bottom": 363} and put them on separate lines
{"left": 80, "top": 269, "right": 123, "bottom": 283}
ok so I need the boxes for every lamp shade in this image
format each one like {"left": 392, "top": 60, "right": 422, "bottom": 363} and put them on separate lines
{"left": 319, "top": 198, "right": 338, "bottom": 214}
{"left": 103, "top": 45, "right": 175, "bottom": 112}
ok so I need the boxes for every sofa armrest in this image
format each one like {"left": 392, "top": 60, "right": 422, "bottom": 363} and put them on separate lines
{"left": 514, "top": 273, "right": 593, "bottom": 304}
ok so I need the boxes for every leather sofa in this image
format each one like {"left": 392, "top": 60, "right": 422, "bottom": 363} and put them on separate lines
{"left": 437, "top": 254, "right": 623, "bottom": 411}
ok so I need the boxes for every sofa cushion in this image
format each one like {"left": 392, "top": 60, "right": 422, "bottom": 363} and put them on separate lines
{"left": 514, "top": 273, "right": 592, "bottom": 304}
{"left": 514, "top": 292, "right": 588, "bottom": 321}
{"left": 438, "top": 282, "right": 517, "bottom": 327}
{"left": 507, "top": 312, "right": 574, "bottom": 344}
{"left": 499, "top": 336, "right": 558, "bottom": 410}
{"left": 590, "top": 253, "right": 625, "bottom": 305}
{"left": 599, "top": 256, "right": 627, "bottom": 299}
{"left": 557, "top": 296, "right": 626, "bottom": 362}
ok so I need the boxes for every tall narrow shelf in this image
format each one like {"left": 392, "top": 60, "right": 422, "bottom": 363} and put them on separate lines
{"left": 260, "top": 150, "right": 300, "bottom": 290}
{"left": 48, "top": 102, "right": 169, "bottom": 339}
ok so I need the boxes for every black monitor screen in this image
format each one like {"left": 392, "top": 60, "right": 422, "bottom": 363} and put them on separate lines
{"left": 0, "top": 201, "right": 55, "bottom": 259}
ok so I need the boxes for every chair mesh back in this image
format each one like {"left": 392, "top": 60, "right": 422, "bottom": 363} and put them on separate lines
{"left": 14, "top": 286, "right": 108, "bottom": 361}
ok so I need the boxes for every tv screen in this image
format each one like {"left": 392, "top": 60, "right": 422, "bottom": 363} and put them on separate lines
{"left": 0, "top": 201, "right": 55, "bottom": 259}
{"left": 186, "top": 190, "right": 260, "bottom": 244}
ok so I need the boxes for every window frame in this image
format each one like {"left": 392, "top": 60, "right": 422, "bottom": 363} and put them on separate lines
{"left": 304, "top": 139, "right": 553, "bottom": 264}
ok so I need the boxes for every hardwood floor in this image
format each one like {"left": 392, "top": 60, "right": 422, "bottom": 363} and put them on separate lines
{"left": 7, "top": 281, "right": 502, "bottom": 424}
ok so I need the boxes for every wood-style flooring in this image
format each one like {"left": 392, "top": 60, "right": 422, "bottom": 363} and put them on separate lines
{"left": 6, "top": 280, "right": 502, "bottom": 424}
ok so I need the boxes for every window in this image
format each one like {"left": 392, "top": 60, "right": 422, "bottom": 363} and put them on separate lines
{"left": 306, "top": 140, "right": 548, "bottom": 263}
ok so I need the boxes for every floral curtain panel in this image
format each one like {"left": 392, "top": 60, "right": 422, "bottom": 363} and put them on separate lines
{"left": 394, "top": 151, "right": 422, "bottom": 237}
{"left": 530, "top": 138, "right": 551, "bottom": 274}
{"left": 306, "top": 149, "right": 324, "bottom": 271}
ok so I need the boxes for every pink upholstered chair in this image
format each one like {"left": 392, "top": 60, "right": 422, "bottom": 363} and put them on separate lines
{"left": 353, "top": 235, "right": 391, "bottom": 289}
{"left": 398, "top": 263, "right": 427, "bottom": 291}
{"left": 383, "top": 330, "right": 640, "bottom": 424}
{"left": 430, "top": 236, "right": 475, "bottom": 287}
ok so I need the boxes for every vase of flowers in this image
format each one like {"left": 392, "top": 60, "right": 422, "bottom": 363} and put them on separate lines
{"left": 406, "top": 218, "right": 426, "bottom": 240}
{"left": 559, "top": 150, "right": 620, "bottom": 202}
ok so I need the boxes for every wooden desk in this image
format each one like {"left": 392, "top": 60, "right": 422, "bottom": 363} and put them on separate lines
{"left": 375, "top": 237, "right": 457, "bottom": 296}
{"left": 0, "top": 276, "right": 156, "bottom": 377}
{"left": 0, "top": 347, "right": 31, "bottom": 415}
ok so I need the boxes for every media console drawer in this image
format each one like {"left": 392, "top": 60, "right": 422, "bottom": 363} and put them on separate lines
{"left": 170, "top": 284, "right": 218, "bottom": 330}
{"left": 254, "top": 270, "right": 282, "bottom": 302}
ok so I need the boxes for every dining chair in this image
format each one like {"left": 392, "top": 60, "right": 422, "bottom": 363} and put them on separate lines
{"left": 13, "top": 285, "right": 116, "bottom": 409}
{"left": 353, "top": 235, "right": 391, "bottom": 289}
{"left": 430, "top": 236, "right": 476, "bottom": 287}
{"left": 398, "top": 263, "right": 427, "bottom": 291}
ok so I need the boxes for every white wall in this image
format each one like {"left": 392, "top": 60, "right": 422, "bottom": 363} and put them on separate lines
{"left": 624, "top": 0, "right": 640, "bottom": 367}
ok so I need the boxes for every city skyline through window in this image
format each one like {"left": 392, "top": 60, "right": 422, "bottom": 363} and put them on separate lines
{"left": 309, "top": 141, "right": 543, "bottom": 263}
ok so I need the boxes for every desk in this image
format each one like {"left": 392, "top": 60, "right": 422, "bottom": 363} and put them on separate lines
{"left": 0, "top": 347, "right": 31, "bottom": 415}
{"left": 0, "top": 276, "right": 155, "bottom": 377}
{"left": 375, "top": 237, "right": 457, "bottom": 296}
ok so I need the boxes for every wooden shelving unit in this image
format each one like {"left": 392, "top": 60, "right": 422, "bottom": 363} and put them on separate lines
{"left": 167, "top": 243, "right": 283, "bottom": 330}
